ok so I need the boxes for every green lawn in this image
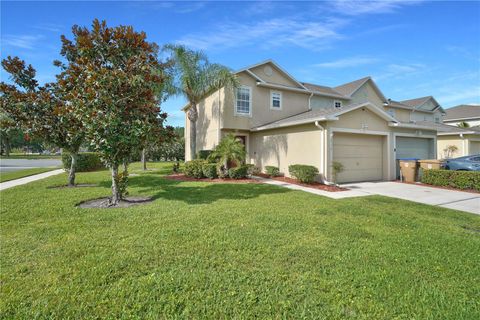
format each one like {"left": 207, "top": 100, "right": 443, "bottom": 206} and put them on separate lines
{"left": 1, "top": 162, "right": 479, "bottom": 319}
{"left": 0, "top": 167, "right": 60, "bottom": 183}
{"left": 0, "top": 154, "right": 62, "bottom": 159}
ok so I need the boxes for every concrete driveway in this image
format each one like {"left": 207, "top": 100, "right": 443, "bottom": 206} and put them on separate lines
{"left": 341, "top": 181, "right": 479, "bottom": 215}
{"left": 0, "top": 158, "right": 62, "bottom": 172}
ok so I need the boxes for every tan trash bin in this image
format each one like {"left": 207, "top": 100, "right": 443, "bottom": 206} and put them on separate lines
{"left": 418, "top": 159, "right": 443, "bottom": 170}
{"left": 398, "top": 159, "right": 419, "bottom": 183}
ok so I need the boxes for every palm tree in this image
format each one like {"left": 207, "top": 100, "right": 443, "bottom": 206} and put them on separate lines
{"left": 209, "top": 133, "right": 246, "bottom": 170}
{"left": 457, "top": 121, "right": 470, "bottom": 128}
{"left": 165, "top": 45, "right": 238, "bottom": 159}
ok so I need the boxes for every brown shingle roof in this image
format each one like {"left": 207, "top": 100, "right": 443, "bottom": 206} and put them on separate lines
{"left": 415, "top": 121, "right": 480, "bottom": 134}
{"left": 333, "top": 76, "right": 371, "bottom": 97}
{"left": 443, "top": 104, "right": 480, "bottom": 121}
{"left": 400, "top": 96, "right": 432, "bottom": 108}
{"left": 301, "top": 82, "right": 343, "bottom": 97}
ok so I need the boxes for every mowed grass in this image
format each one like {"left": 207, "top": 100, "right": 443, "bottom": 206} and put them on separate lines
{"left": 1, "top": 162, "right": 479, "bottom": 319}
{"left": 0, "top": 154, "right": 61, "bottom": 160}
{"left": 0, "top": 167, "right": 59, "bottom": 183}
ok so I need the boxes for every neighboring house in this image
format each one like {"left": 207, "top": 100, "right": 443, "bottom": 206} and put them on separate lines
{"left": 427, "top": 122, "right": 480, "bottom": 158}
{"left": 183, "top": 60, "right": 443, "bottom": 183}
{"left": 443, "top": 104, "right": 480, "bottom": 127}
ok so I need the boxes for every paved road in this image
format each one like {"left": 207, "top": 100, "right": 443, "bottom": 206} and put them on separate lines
{"left": 0, "top": 158, "right": 62, "bottom": 172}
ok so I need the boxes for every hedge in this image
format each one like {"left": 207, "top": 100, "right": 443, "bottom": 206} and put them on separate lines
{"left": 196, "top": 150, "right": 212, "bottom": 160}
{"left": 245, "top": 164, "right": 260, "bottom": 176}
{"left": 421, "top": 169, "right": 480, "bottom": 191}
{"left": 184, "top": 159, "right": 206, "bottom": 178}
{"left": 228, "top": 165, "right": 248, "bottom": 179}
{"left": 62, "top": 152, "right": 104, "bottom": 172}
{"left": 265, "top": 166, "right": 280, "bottom": 177}
{"left": 202, "top": 163, "right": 218, "bottom": 179}
{"left": 289, "top": 164, "right": 319, "bottom": 183}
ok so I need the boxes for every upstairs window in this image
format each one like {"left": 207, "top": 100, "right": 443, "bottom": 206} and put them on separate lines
{"left": 387, "top": 109, "right": 396, "bottom": 118}
{"left": 235, "top": 86, "right": 251, "bottom": 116}
{"left": 271, "top": 91, "right": 282, "bottom": 110}
{"left": 334, "top": 100, "right": 342, "bottom": 108}
{"left": 435, "top": 116, "right": 440, "bottom": 123}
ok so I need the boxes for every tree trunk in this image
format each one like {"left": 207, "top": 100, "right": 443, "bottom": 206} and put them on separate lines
{"left": 141, "top": 148, "right": 147, "bottom": 170}
{"left": 4, "top": 137, "right": 10, "bottom": 157}
{"left": 110, "top": 164, "right": 121, "bottom": 206}
{"left": 187, "top": 104, "right": 198, "bottom": 159}
{"left": 68, "top": 152, "right": 78, "bottom": 187}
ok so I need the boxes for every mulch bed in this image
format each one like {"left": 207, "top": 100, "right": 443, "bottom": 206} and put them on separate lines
{"left": 394, "top": 180, "right": 479, "bottom": 194}
{"left": 256, "top": 173, "right": 348, "bottom": 192}
{"left": 77, "top": 196, "right": 153, "bottom": 209}
{"left": 166, "top": 174, "right": 260, "bottom": 184}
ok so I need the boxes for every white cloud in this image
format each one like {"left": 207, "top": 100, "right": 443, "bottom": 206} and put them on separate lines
{"left": 313, "top": 56, "right": 379, "bottom": 68}
{"left": 374, "top": 63, "right": 426, "bottom": 80}
{"left": 329, "top": 0, "right": 422, "bottom": 16}
{"left": 1, "top": 35, "right": 44, "bottom": 49}
{"left": 177, "top": 17, "right": 346, "bottom": 51}
{"left": 436, "top": 86, "right": 480, "bottom": 105}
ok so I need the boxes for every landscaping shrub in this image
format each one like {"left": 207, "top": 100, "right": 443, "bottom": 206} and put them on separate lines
{"left": 245, "top": 164, "right": 260, "bottom": 176}
{"left": 228, "top": 165, "right": 248, "bottom": 179}
{"left": 421, "top": 169, "right": 480, "bottom": 191}
{"left": 184, "top": 159, "right": 206, "bottom": 178}
{"left": 202, "top": 163, "right": 218, "bottom": 179}
{"left": 289, "top": 164, "right": 319, "bottom": 183}
{"left": 197, "top": 150, "right": 212, "bottom": 160}
{"left": 265, "top": 166, "right": 280, "bottom": 177}
{"left": 62, "top": 152, "right": 104, "bottom": 172}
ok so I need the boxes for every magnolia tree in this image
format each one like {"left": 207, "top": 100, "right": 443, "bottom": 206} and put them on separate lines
{"left": 57, "top": 20, "right": 168, "bottom": 205}
{"left": 0, "top": 57, "right": 84, "bottom": 186}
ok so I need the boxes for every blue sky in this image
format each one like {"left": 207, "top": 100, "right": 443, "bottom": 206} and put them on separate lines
{"left": 2, "top": 1, "right": 479, "bottom": 127}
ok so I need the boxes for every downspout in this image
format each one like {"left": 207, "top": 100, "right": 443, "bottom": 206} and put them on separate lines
{"left": 460, "top": 133, "right": 466, "bottom": 155}
{"left": 308, "top": 92, "right": 314, "bottom": 110}
{"left": 315, "top": 121, "right": 331, "bottom": 184}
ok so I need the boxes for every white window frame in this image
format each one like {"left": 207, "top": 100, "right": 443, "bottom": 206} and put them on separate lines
{"left": 234, "top": 85, "right": 252, "bottom": 117}
{"left": 387, "top": 108, "right": 396, "bottom": 118}
{"left": 334, "top": 100, "right": 342, "bottom": 108}
{"left": 270, "top": 90, "right": 282, "bottom": 110}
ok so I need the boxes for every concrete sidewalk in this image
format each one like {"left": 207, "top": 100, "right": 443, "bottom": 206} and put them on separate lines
{"left": 0, "top": 169, "right": 64, "bottom": 191}
{"left": 341, "top": 181, "right": 479, "bottom": 215}
{"left": 254, "top": 176, "right": 479, "bottom": 215}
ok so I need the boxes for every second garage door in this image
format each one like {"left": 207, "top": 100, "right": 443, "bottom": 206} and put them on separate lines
{"left": 333, "top": 133, "right": 384, "bottom": 183}
{"left": 470, "top": 141, "right": 480, "bottom": 155}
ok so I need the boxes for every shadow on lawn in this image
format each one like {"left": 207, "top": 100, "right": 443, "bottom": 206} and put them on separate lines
{"left": 99, "top": 174, "right": 291, "bottom": 205}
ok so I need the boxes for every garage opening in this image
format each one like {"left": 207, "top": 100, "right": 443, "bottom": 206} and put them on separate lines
{"left": 395, "top": 136, "right": 434, "bottom": 178}
{"left": 333, "top": 132, "right": 384, "bottom": 183}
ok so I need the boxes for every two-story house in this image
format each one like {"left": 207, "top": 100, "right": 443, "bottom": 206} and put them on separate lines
{"left": 183, "top": 60, "right": 444, "bottom": 183}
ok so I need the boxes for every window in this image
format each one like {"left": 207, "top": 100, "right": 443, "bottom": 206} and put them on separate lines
{"left": 387, "top": 109, "right": 396, "bottom": 118}
{"left": 270, "top": 91, "right": 282, "bottom": 110}
{"left": 334, "top": 100, "right": 342, "bottom": 108}
{"left": 235, "top": 86, "right": 251, "bottom": 115}
{"left": 434, "top": 117, "right": 440, "bottom": 123}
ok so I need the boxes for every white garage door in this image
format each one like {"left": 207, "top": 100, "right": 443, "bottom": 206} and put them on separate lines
{"left": 470, "top": 141, "right": 480, "bottom": 155}
{"left": 333, "top": 133, "right": 384, "bottom": 183}
{"left": 396, "top": 137, "right": 434, "bottom": 160}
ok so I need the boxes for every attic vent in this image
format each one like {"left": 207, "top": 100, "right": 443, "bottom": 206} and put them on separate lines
{"left": 264, "top": 65, "right": 273, "bottom": 77}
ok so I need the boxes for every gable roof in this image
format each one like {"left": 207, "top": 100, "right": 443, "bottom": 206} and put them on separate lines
{"left": 235, "top": 59, "right": 307, "bottom": 90}
{"left": 301, "top": 82, "right": 346, "bottom": 99}
{"left": 399, "top": 96, "right": 444, "bottom": 113}
{"left": 333, "top": 76, "right": 387, "bottom": 102}
{"left": 251, "top": 102, "right": 397, "bottom": 131}
{"left": 443, "top": 104, "right": 480, "bottom": 121}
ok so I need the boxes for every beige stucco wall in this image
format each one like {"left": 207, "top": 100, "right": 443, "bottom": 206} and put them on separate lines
{"left": 350, "top": 82, "right": 385, "bottom": 107}
{"left": 437, "top": 135, "right": 480, "bottom": 158}
{"left": 249, "top": 123, "right": 324, "bottom": 179}
{"left": 310, "top": 95, "right": 349, "bottom": 110}
{"left": 327, "top": 107, "right": 391, "bottom": 132}
{"left": 437, "top": 136, "right": 465, "bottom": 159}
{"left": 184, "top": 89, "right": 222, "bottom": 160}
{"left": 221, "top": 71, "right": 310, "bottom": 130}
{"left": 249, "top": 62, "right": 301, "bottom": 88}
